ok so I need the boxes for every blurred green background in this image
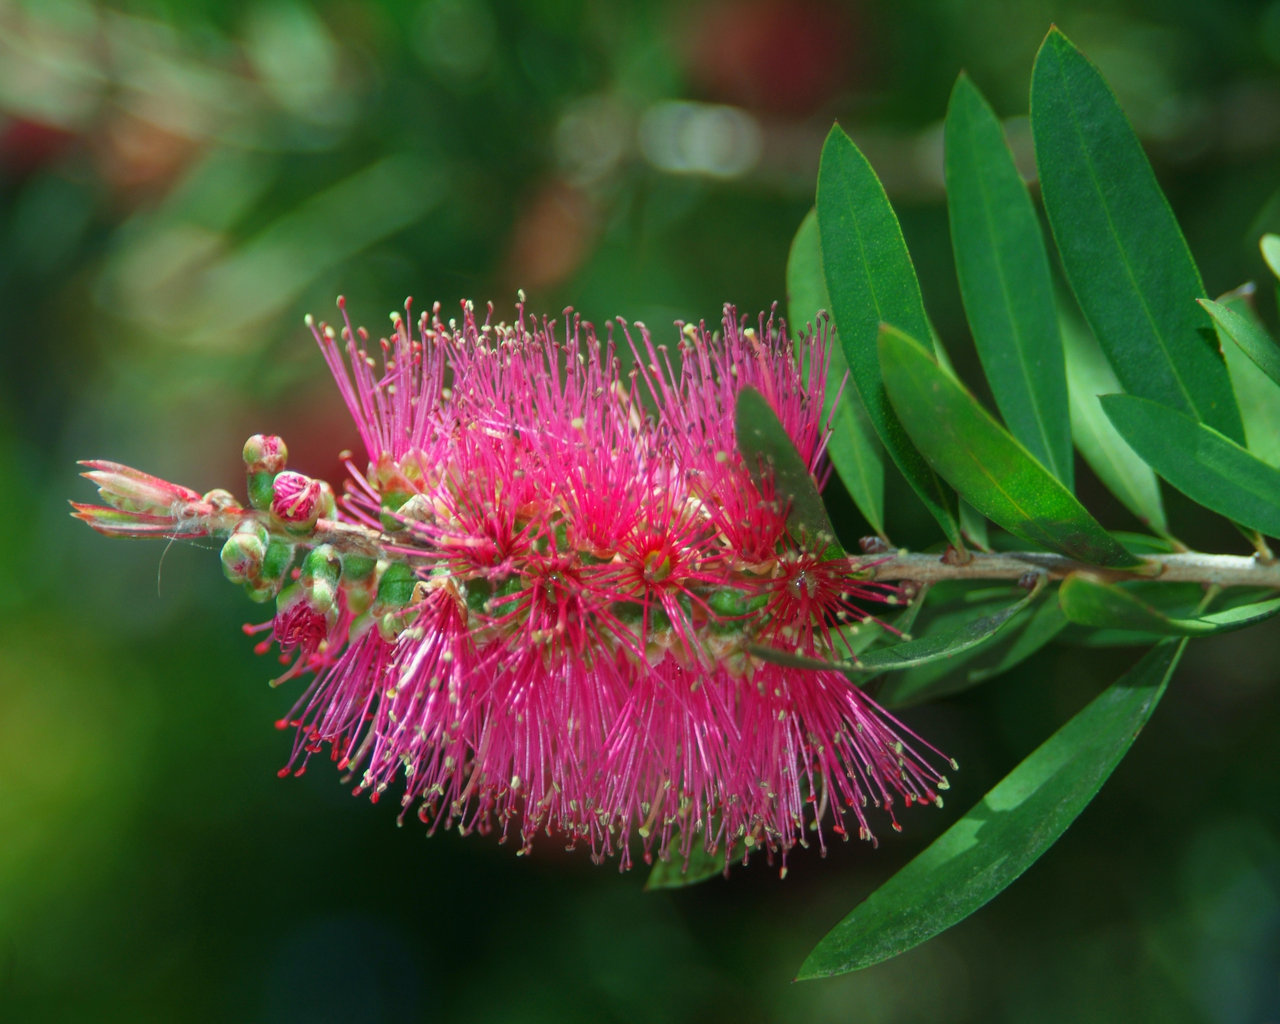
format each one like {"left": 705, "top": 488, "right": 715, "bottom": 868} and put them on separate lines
{"left": 3, "top": 0, "right": 1279, "bottom": 1020}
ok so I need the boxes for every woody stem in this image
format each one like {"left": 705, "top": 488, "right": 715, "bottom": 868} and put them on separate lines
{"left": 862, "top": 549, "right": 1280, "bottom": 590}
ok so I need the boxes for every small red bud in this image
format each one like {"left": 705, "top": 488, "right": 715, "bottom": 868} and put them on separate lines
{"left": 271, "top": 471, "right": 322, "bottom": 531}
{"left": 243, "top": 434, "right": 289, "bottom": 475}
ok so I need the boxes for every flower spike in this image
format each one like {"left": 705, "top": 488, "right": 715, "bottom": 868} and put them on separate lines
{"left": 74, "top": 299, "right": 952, "bottom": 871}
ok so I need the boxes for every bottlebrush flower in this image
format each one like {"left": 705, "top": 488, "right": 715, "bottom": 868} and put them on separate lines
{"left": 73, "top": 297, "right": 952, "bottom": 872}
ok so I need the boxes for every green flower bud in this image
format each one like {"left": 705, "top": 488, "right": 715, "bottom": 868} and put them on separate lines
{"left": 300, "top": 544, "right": 342, "bottom": 614}
{"left": 244, "top": 435, "right": 288, "bottom": 510}
{"left": 220, "top": 520, "right": 268, "bottom": 584}
{"left": 375, "top": 561, "right": 418, "bottom": 609}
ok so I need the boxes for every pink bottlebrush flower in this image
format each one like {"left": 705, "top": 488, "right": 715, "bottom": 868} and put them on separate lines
{"left": 273, "top": 297, "right": 952, "bottom": 869}
{"left": 72, "top": 296, "right": 952, "bottom": 873}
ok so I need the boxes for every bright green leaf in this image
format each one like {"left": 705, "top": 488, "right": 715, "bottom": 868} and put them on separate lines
{"left": 1261, "top": 234, "right": 1280, "bottom": 280}
{"left": 1201, "top": 294, "right": 1280, "bottom": 472}
{"left": 736, "top": 386, "right": 843, "bottom": 555}
{"left": 1204, "top": 296, "right": 1280, "bottom": 390}
{"left": 878, "top": 325, "right": 1138, "bottom": 567}
{"left": 1101, "top": 393, "right": 1280, "bottom": 538}
{"left": 817, "top": 126, "right": 962, "bottom": 547}
{"left": 787, "top": 209, "right": 886, "bottom": 536}
{"left": 797, "top": 640, "right": 1184, "bottom": 978}
{"left": 1032, "top": 28, "right": 1243, "bottom": 443}
{"left": 1062, "top": 314, "right": 1168, "bottom": 534}
{"left": 1059, "top": 573, "right": 1280, "bottom": 636}
{"left": 945, "top": 73, "right": 1072, "bottom": 486}
{"left": 1207, "top": 292, "right": 1280, "bottom": 467}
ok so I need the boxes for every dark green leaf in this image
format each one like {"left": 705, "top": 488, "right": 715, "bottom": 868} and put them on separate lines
{"left": 1058, "top": 580, "right": 1205, "bottom": 645}
{"left": 877, "top": 588, "right": 1060, "bottom": 707}
{"left": 945, "top": 73, "right": 1072, "bottom": 486}
{"left": 787, "top": 208, "right": 886, "bottom": 536}
{"left": 837, "top": 588, "right": 931, "bottom": 661}
{"left": 959, "top": 500, "right": 992, "bottom": 551}
{"left": 645, "top": 844, "right": 728, "bottom": 890}
{"left": 817, "top": 126, "right": 962, "bottom": 547}
{"left": 736, "top": 386, "right": 842, "bottom": 554}
{"left": 967, "top": 596, "right": 1069, "bottom": 681}
{"left": 751, "top": 582, "right": 1039, "bottom": 681}
{"left": 797, "top": 640, "right": 1183, "bottom": 978}
{"left": 1059, "top": 573, "right": 1280, "bottom": 636}
{"left": 1108, "top": 532, "right": 1180, "bottom": 555}
{"left": 878, "top": 324, "right": 1138, "bottom": 567}
{"left": 1101, "top": 393, "right": 1280, "bottom": 538}
{"left": 1032, "top": 29, "right": 1243, "bottom": 443}
{"left": 1062, "top": 314, "right": 1168, "bottom": 533}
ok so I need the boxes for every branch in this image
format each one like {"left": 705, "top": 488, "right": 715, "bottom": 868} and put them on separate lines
{"left": 864, "top": 549, "right": 1280, "bottom": 590}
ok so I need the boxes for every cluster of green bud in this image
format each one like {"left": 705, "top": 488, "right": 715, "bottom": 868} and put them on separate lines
{"left": 221, "top": 519, "right": 294, "bottom": 603}
{"left": 214, "top": 435, "right": 424, "bottom": 636}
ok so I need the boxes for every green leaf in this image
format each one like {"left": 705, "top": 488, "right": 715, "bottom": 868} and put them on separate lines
{"left": 1262, "top": 234, "right": 1280, "bottom": 281}
{"left": 1059, "top": 573, "right": 1280, "bottom": 636}
{"left": 645, "top": 844, "right": 728, "bottom": 890}
{"left": 1032, "top": 29, "right": 1243, "bottom": 444}
{"left": 876, "top": 587, "right": 1053, "bottom": 707}
{"left": 817, "top": 126, "right": 962, "bottom": 547}
{"left": 945, "top": 74, "right": 1072, "bottom": 486}
{"left": 885, "top": 593, "right": 1070, "bottom": 708}
{"left": 878, "top": 324, "right": 1138, "bottom": 567}
{"left": 797, "top": 640, "right": 1184, "bottom": 978}
{"left": 1062, "top": 314, "right": 1168, "bottom": 533}
{"left": 1204, "top": 296, "right": 1280, "bottom": 391}
{"left": 736, "top": 386, "right": 842, "bottom": 554}
{"left": 1101, "top": 393, "right": 1280, "bottom": 538}
{"left": 751, "top": 582, "right": 1040, "bottom": 682}
{"left": 787, "top": 209, "right": 886, "bottom": 536}
{"left": 967, "top": 597, "right": 1069, "bottom": 681}
{"left": 959, "top": 499, "right": 991, "bottom": 551}
{"left": 1207, "top": 292, "right": 1280, "bottom": 468}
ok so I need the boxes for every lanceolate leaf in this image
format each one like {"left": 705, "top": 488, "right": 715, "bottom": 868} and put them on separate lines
{"left": 645, "top": 844, "right": 728, "bottom": 890}
{"left": 1062, "top": 315, "right": 1168, "bottom": 533}
{"left": 878, "top": 325, "right": 1138, "bottom": 567}
{"left": 797, "top": 640, "right": 1184, "bottom": 978}
{"left": 817, "top": 126, "right": 962, "bottom": 547}
{"left": 968, "top": 597, "right": 1069, "bottom": 681}
{"left": 1101, "top": 393, "right": 1280, "bottom": 538}
{"left": 1032, "top": 29, "right": 1243, "bottom": 443}
{"left": 1262, "top": 234, "right": 1280, "bottom": 281}
{"left": 787, "top": 209, "right": 886, "bottom": 536}
{"left": 884, "top": 594, "right": 1070, "bottom": 709}
{"left": 1206, "top": 293, "right": 1280, "bottom": 468}
{"left": 877, "top": 587, "right": 1054, "bottom": 707}
{"left": 945, "top": 73, "right": 1072, "bottom": 486}
{"left": 959, "top": 499, "right": 992, "bottom": 551}
{"left": 751, "top": 582, "right": 1039, "bottom": 680}
{"left": 736, "top": 386, "right": 843, "bottom": 554}
{"left": 1205, "top": 296, "right": 1280, "bottom": 390}
{"left": 855, "top": 585, "right": 1037, "bottom": 673}
{"left": 1059, "top": 573, "right": 1280, "bottom": 636}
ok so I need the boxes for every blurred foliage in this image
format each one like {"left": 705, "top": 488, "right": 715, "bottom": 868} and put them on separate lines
{"left": 2, "top": 0, "right": 1279, "bottom": 1021}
